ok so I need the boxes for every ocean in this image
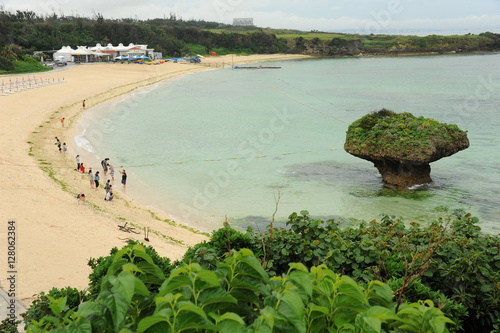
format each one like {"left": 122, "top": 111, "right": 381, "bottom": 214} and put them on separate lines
{"left": 74, "top": 53, "right": 500, "bottom": 233}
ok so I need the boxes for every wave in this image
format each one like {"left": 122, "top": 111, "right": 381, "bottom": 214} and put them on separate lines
{"left": 74, "top": 129, "right": 96, "bottom": 154}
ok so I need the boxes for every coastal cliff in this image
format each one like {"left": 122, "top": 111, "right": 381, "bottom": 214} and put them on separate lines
{"left": 286, "top": 32, "right": 500, "bottom": 56}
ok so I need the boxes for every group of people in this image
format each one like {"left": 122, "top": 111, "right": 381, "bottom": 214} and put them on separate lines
{"left": 54, "top": 137, "right": 67, "bottom": 154}
{"left": 75, "top": 155, "right": 128, "bottom": 205}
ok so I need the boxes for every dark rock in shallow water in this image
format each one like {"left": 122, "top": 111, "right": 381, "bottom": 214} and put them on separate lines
{"left": 344, "top": 109, "right": 469, "bottom": 188}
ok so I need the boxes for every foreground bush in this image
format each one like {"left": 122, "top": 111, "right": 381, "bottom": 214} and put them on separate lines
{"left": 183, "top": 211, "right": 500, "bottom": 332}
{"left": 25, "top": 245, "right": 453, "bottom": 332}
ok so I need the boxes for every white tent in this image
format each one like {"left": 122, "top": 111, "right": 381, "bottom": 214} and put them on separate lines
{"left": 53, "top": 46, "right": 75, "bottom": 62}
{"left": 72, "top": 46, "right": 94, "bottom": 62}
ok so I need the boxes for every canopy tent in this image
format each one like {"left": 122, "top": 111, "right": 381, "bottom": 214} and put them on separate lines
{"left": 53, "top": 46, "right": 75, "bottom": 62}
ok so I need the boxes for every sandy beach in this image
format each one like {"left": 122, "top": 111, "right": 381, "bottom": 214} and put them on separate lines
{"left": 0, "top": 53, "right": 309, "bottom": 308}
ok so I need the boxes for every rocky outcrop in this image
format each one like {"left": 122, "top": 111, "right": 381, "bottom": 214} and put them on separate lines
{"left": 344, "top": 109, "right": 469, "bottom": 188}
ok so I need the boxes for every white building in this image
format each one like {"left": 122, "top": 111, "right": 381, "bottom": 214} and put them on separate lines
{"left": 53, "top": 43, "right": 156, "bottom": 62}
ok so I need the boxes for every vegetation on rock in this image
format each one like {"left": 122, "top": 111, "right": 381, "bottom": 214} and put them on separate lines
{"left": 344, "top": 109, "right": 469, "bottom": 187}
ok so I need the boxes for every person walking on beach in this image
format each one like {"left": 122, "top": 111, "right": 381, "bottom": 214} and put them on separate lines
{"left": 82, "top": 99, "right": 86, "bottom": 108}
{"left": 120, "top": 169, "right": 127, "bottom": 187}
{"left": 60, "top": 117, "right": 65, "bottom": 127}
{"left": 88, "top": 168, "right": 94, "bottom": 189}
{"left": 108, "top": 164, "right": 115, "bottom": 181}
{"left": 62, "top": 143, "right": 67, "bottom": 155}
{"left": 75, "top": 155, "right": 80, "bottom": 171}
{"left": 54, "top": 137, "right": 61, "bottom": 152}
{"left": 101, "top": 158, "right": 109, "bottom": 176}
{"left": 94, "top": 171, "right": 100, "bottom": 189}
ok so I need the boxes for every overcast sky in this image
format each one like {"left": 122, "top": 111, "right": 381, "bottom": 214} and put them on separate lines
{"left": 2, "top": 0, "right": 500, "bottom": 35}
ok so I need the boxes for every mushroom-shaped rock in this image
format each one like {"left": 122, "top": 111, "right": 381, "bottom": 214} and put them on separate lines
{"left": 344, "top": 109, "right": 469, "bottom": 188}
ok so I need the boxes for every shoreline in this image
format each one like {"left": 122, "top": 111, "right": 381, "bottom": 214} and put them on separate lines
{"left": 0, "top": 53, "right": 310, "bottom": 308}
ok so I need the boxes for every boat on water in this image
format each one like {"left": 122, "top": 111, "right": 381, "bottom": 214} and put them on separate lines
{"left": 233, "top": 65, "right": 281, "bottom": 69}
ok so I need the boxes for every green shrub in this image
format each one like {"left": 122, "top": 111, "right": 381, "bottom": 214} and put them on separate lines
{"left": 10, "top": 55, "right": 51, "bottom": 74}
{"left": 184, "top": 211, "right": 499, "bottom": 333}
{"left": 87, "top": 240, "right": 175, "bottom": 299}
{"left": 25, "top": 246, "right": 454, "bottom": 332}
{"left": 21, "top": 286, "right": 88, "bottom": 330}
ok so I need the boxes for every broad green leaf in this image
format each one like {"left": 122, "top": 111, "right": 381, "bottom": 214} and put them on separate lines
{"left": 109, "top": 271, "right": 135, "bottom": 304}
{"left": 136, "top": 261, "right": 166, "bottom": 284}
{"left": 132, "top": 248, "right": 155, "bottom": 265}
{"left": 355, "top": 315, "right": 381, "bottom": 333}
{"left": 155, "top": 294, "right": 181, "bottom": 313}
{"left": 363, "top": 306, "right": 400, "bottom": 321}
{"left": 121, "top": 263, "right": 143, "bottom": 274}
{"left": 429, "top": 316, "right": 455, "bottom": 333}
{"left": 315, "top": 279, "right": 335, "bottom": 296}
{"left": 174, "top": 305, "right": 215, "bottom": 331}
{"left": 137, "top": 315, "right": 171, "bottom": 333}
{"left": 134, "top": 277, "right": 151, "bottom": 297}
{"left": 103, "top": 292, "right": 129, "bottom": 332}
{"left": 289, "top": 270, "right": 313, "bottom": 298}
{"left": 177, "top": 302, "right": 208, "bottom": 318}
{"left": 230, "top": 274, "right": 267, "bottom": 293}
{"left": 365, "top": 280, "right": 394, "bottom": 308}
{"left": 288, "top": 262, "right": 308, "bottom": 273}
{"left": 218, "top": 320, "right": 247, "bottom": 333}
{"left": 132, "top": 243, "right": 146, "bottom": 253}
{"left": 195, "top": 270, "right": 220, "bottom": 288}
{"left": 307, "top": 303, "right": 329, "bottom": 316}
{"left": 251, "top": 307, "right": 276, "bottom": 332}
{"left": 276, "top": 291, "right": 306, "bottom": 332}
{"left": 48, "top": 296, "right": 67, "bottom": 316}
{"left": 107, "top": 258, "right": 129, "bottom": 276}
{"left": 76, "top": 302, "right": 100, "bottom": 317}
{"left": 334, "top": 277, "right": 369, "bottom": 311}
{"left": 66, "top": 317, "right": 92, "bottom": 333}
{"left": 219, "top": 312, "right": 246, "bottom": 325}
{"left": 237, "top": 254, "right": 269, "bottom": 282}
{"left": 198, "top": 287, "right": 237, "bottom": 307}
{"left": 158, "top": 275, "right": 192, "bottom": 296}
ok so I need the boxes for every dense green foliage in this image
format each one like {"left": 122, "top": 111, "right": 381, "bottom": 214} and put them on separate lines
{"left": 20, "top": 286, "right": 89, "bottom": 328}
{"left": 19, "top": 242, "right": 174, "bottom": 331}
{"left": 25, "top": 245, "right": 454, "bottom": 332}
{"left": 183, "top": 211, "right": 500, "bottom": 332}
{"left": 0, "top": 317, "right": 21, "bottom": 333}
{"left": 344, "top": 109, "right": 468, "bottom": 161}
{"left": 0, "top": 8, "right": 289, "bottom": 60}
{"left": 87, "top": 240, "right": 175, "bottom": 299}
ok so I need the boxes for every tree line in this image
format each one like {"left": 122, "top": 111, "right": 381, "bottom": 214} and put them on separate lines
{"left": 0, "top": 7, "right": 288, "bottom": 68}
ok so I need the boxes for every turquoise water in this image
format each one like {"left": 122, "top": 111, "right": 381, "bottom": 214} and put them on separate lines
{"left": 75, "top": 53, "right": 500, "bottom": 233}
